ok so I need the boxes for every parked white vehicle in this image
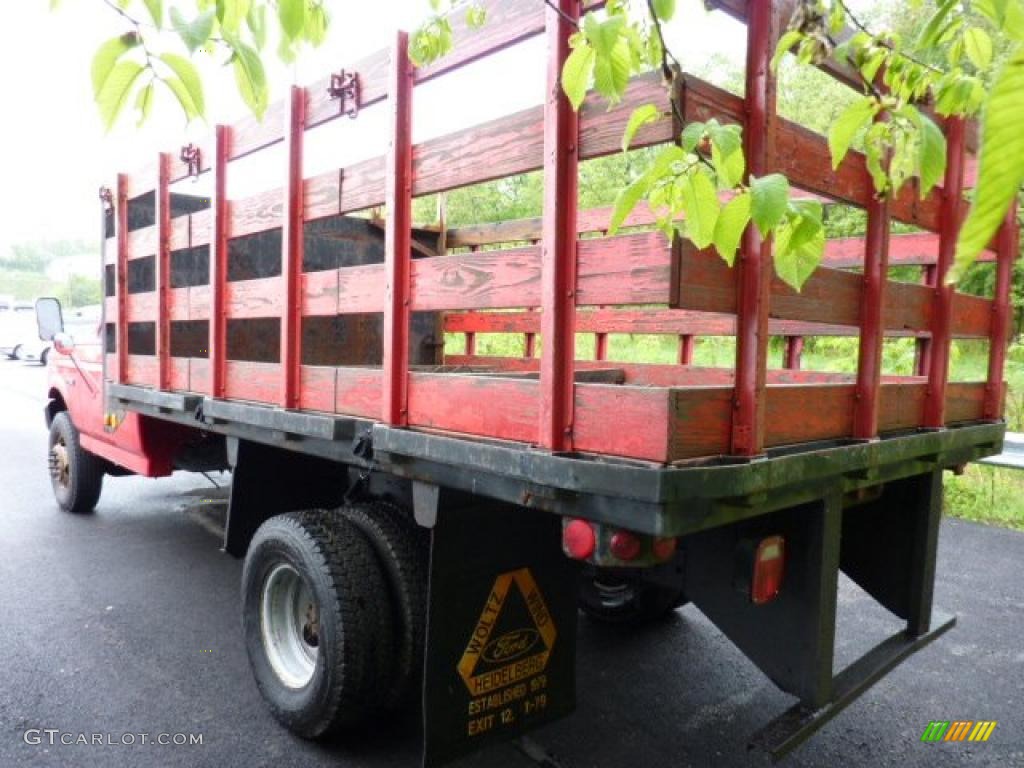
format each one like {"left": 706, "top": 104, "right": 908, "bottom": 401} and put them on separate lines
{"left": 0, "top": 301, "right": 37, "bottom": 359}
{"left": 15, "top": 304, "right": 101, "bottom": 365}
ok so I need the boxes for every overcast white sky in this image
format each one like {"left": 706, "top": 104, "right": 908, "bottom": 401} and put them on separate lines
{"left": 0, "top": 1, "right": 758, "bottom": 257}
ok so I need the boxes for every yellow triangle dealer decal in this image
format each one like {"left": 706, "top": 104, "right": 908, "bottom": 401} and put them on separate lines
{"left": 457, "top": 567, "right": 557, "bottom": 696}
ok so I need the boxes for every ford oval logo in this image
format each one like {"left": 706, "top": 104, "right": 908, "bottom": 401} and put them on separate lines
{"left": 481, "top": 628, "right": 540, "bottom": 664}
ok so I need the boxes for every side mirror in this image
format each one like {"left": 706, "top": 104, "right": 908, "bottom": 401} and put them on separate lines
{"left": 35, "top": 297, "right": 64, "bottom": 341}
{"left": 53, "top": 333, "right": 76, "bottom": 356}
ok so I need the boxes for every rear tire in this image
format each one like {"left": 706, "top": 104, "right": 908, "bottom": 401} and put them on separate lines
{"left": 10, "top": 345, "right": 21, "bottom": 360}
{"left": 242, "top": 511, "right": 394, "bottom": 738}
{"left": 40, "top": 348, "right": 49, "bottom": 367}
{"left": 48, "top": 411, "right": 104, "bottom": 514}
{"left": 338, "top": 500, "right": 428, "bottom": 710}
{"left": 578, "top": 566, "right": 685, "bottom": 626}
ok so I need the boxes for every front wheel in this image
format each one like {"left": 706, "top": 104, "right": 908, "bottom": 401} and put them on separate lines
{"left": 48, "top": 411, "right": 104, "bottom": 514}
{"left": 578, "top": 566, "right": 686, "bottom": 626}
{"left": 242, "top": 511, "right": 394, "bottom": 739}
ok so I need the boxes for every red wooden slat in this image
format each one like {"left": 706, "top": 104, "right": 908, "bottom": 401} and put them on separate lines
{"left": 382, "top": 32, "right": 414, "bottom": 426}
{"left": 408, "top": 373, "right": 538, "bottom": 443}
{"left": 681, "top": 74, "right": 942, "bottom": 232}
{"left": 281, "top": 86, "right": 306, "bottom": 410}
{"left": 985, "top": 205, "right": 1020, "bottom": 419}
{"left": 852, "top": 165, "right": 891, "bottom": 439}
{"left": 225, "top": 361, "right": 279, "bottom": 403}
{"left": 125, "top": 292, "right": 157, "bottom": 321}
{"left": 155, "top": 152, "right": 171, "bottom": 390}
{"left": 731, "top": 0, "right": 777, "bottom": 456}
{"left": 335, "top": 367, "right": 383, "bottom": 419}
{"left": 300, "top": 366, "right": 335, "bottom": 413}
{"left": 538, "top": 0, "right": 579, "bottom": 451}
{"left": 116, "top": 173, "right": 129, "bottom": 384}
{"left": 442, "top": 309, "right": 929, "bottom": 338}
{"left": 924, "top": 117, "right": 966, "bottom": 427}
{"left": 210, "top": 125, "right": 230, "bottom": 398}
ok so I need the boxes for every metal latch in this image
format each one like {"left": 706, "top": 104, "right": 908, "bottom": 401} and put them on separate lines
{"left": 179, "top": 143, "right": 202, "bottom": 178}
{"left": 327, "top": 70, "right": 360, "bottom": 119}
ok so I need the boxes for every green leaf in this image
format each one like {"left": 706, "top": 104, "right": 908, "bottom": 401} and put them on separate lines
{"left": 771, "top": 30, "right": 803, "bottom": 72}
{"left": 711, "top": 141, "right": 745, "bottom": 188}
{"left": 749, "top": 173, "right": 790, "bottom": 236}
{"left": 592, "top": 39, "right": 631, "bottom": 103}
{"left": 561, "top": 43, "right": 595, "bottom": 110}
{"left": 278, "top": 0, "right": 305, "bottom": 41}
{"left": 918, "top": 114, "right": 946, "bottom": 197}
{"left": 583, "top": 13, "right": 625, "bottom": 57}
{"left": 91, "top": 34, "right": 138, "bottom": 96}
{"left": 142, "top": 0, "right": 162, "bottom": 26}
{"left": 134, "top": 80, "right": 154, "bottom": 126}
{"left": 96, "top": 60, "right": 144, "bottom": 131}
{"left": 828, "top": 97, "right": 877, "bottom": 169}
{"left": 163, "top": 76, "right": 199, "bottom": 120}
{"left": 622, "top": 104, "right": 661, "bottom": 152}
{"left": 466, "top": 4, "right": 487, "bottom": 29}
{"left": 917, "top": 0, "right": 958, "bottom": 48}
{"left": 652, "top": 0, "right": 676, "bottom": 21}
{"left": 170, "top": 7, "right": 215, "bottom": 54}
{"left": 305, "top": 4, "right": 328, "bottom": 46}
{"left": 680, "top": 121, "right": 704, "bottom": 153}
{"left": 232, "top": 42, "right": 268, "bottom": 119}
{"left": 707, "top": 122, "right": 741, "bottom": 158}
{"left": 609, "top": 178, "right": 648, "bottom": 235}
{"left": 217, "top": 0, "right": 250, "bottom": 35}
{"left": 159, "top": 52, "right": 205, "bottom": 116}
{"left": 954, "top": 48, "right": 1024, "bottom": 279}
{"left": 679, "top": 171, "right": 720, "bottom": 249}
{"left": 247, "top": 4, "right": 266, "bottom": 50}
{"left": 713, "top": 192, "right": 750, "bottom": 266}
{"left": 964, "top": 27, "right": 994, "bottom": 70}
{"left": 774, "top": 215, "right": 825, "bottom": 291}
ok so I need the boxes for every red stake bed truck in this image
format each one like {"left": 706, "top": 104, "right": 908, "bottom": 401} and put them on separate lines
{"left": 37, "top": 0, "right": 1018, "bottom": 764}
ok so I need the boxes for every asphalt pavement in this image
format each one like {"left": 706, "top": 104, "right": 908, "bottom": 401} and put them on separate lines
{"left": 0, "top": 361, "right": 1022, "bottom": 768}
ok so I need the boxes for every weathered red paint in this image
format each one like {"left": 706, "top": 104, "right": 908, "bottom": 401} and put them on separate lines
{"left": 678, "top": 335, "right": 695, "bottom": 365}
{"left": 923, "top": 117, "right": 966, "bottom": 428}
{"left": 209, "top": 124, "right": 230, "bottom": 399}
{"left": 155, "top": 153, "right": 171, "bottom": 390}
{"left": 281, "top": 86, "right": 306, "bottom": 409}
{"left": 984, "top": 204, "right": 1020, "bottom": 419}
{"left": 731, "top": 0, "right": 776, "bottom": 456}
{"left": 115, "top": 173, "right": 129, "bottom": 384}
{"left": 538, "top": 0, "right": 579, "bottom": 451}
{"left": 382, "top": 31, "right": 413, "bottom": 426}
{"left": 783, "top": 336, "right": 803, "bottom": 370}
{"left": 852, "top": 182, "right": 891, "bottom": 438}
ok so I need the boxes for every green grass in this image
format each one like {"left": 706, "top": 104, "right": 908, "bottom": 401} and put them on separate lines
{"left": 444, "top": 327, "right": 1024, "bottom": 531}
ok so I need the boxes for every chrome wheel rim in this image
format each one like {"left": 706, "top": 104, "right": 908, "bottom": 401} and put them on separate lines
{"left": 260, "top": 563, "right": 319, "bottom": 688}
{"left": 49, "top": 439, "right": 70, "bottom": 488}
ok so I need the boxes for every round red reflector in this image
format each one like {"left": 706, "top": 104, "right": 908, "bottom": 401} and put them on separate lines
{"left": 609, "top": 530, "right": 642, "bottom": 561}
{"left": 563, "top": 519, "right": 596, "bottom": 560}
{"left": 652, "top": 536, "right": 677, "bottom": 561}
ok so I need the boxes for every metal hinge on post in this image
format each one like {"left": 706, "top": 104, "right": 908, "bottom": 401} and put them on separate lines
{"left": 328, "top": 70, "right": 360, "bottom": 118}
{"left": 98, "top": 186, "right": 113, "bottom": 211}
{"left": 180, "top": 143, "right": 202, "bottom": 178}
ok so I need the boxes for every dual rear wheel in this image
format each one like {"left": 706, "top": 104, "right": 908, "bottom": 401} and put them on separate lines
{"left": 241, "top": 503, "right": 427, "bottom": 738}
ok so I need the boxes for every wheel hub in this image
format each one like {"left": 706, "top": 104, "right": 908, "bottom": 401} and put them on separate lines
{"left": 260, "top": 563, "right": 320, "bottom": 688}
{"left": 49, "top": 440, "right": 70, "bottom": 488}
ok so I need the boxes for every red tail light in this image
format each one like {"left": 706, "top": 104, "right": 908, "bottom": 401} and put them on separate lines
{"left": 652, "top": 536, "right": 677, "bottom": 561}
{"left": 751, "top": 535, "right": 785, "bottom": 605}
{"left": 609, "top": 530, "right": 641, "bottom": 561}
{"left": 563, "top": 519, "right": 596, "bottom": 560}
